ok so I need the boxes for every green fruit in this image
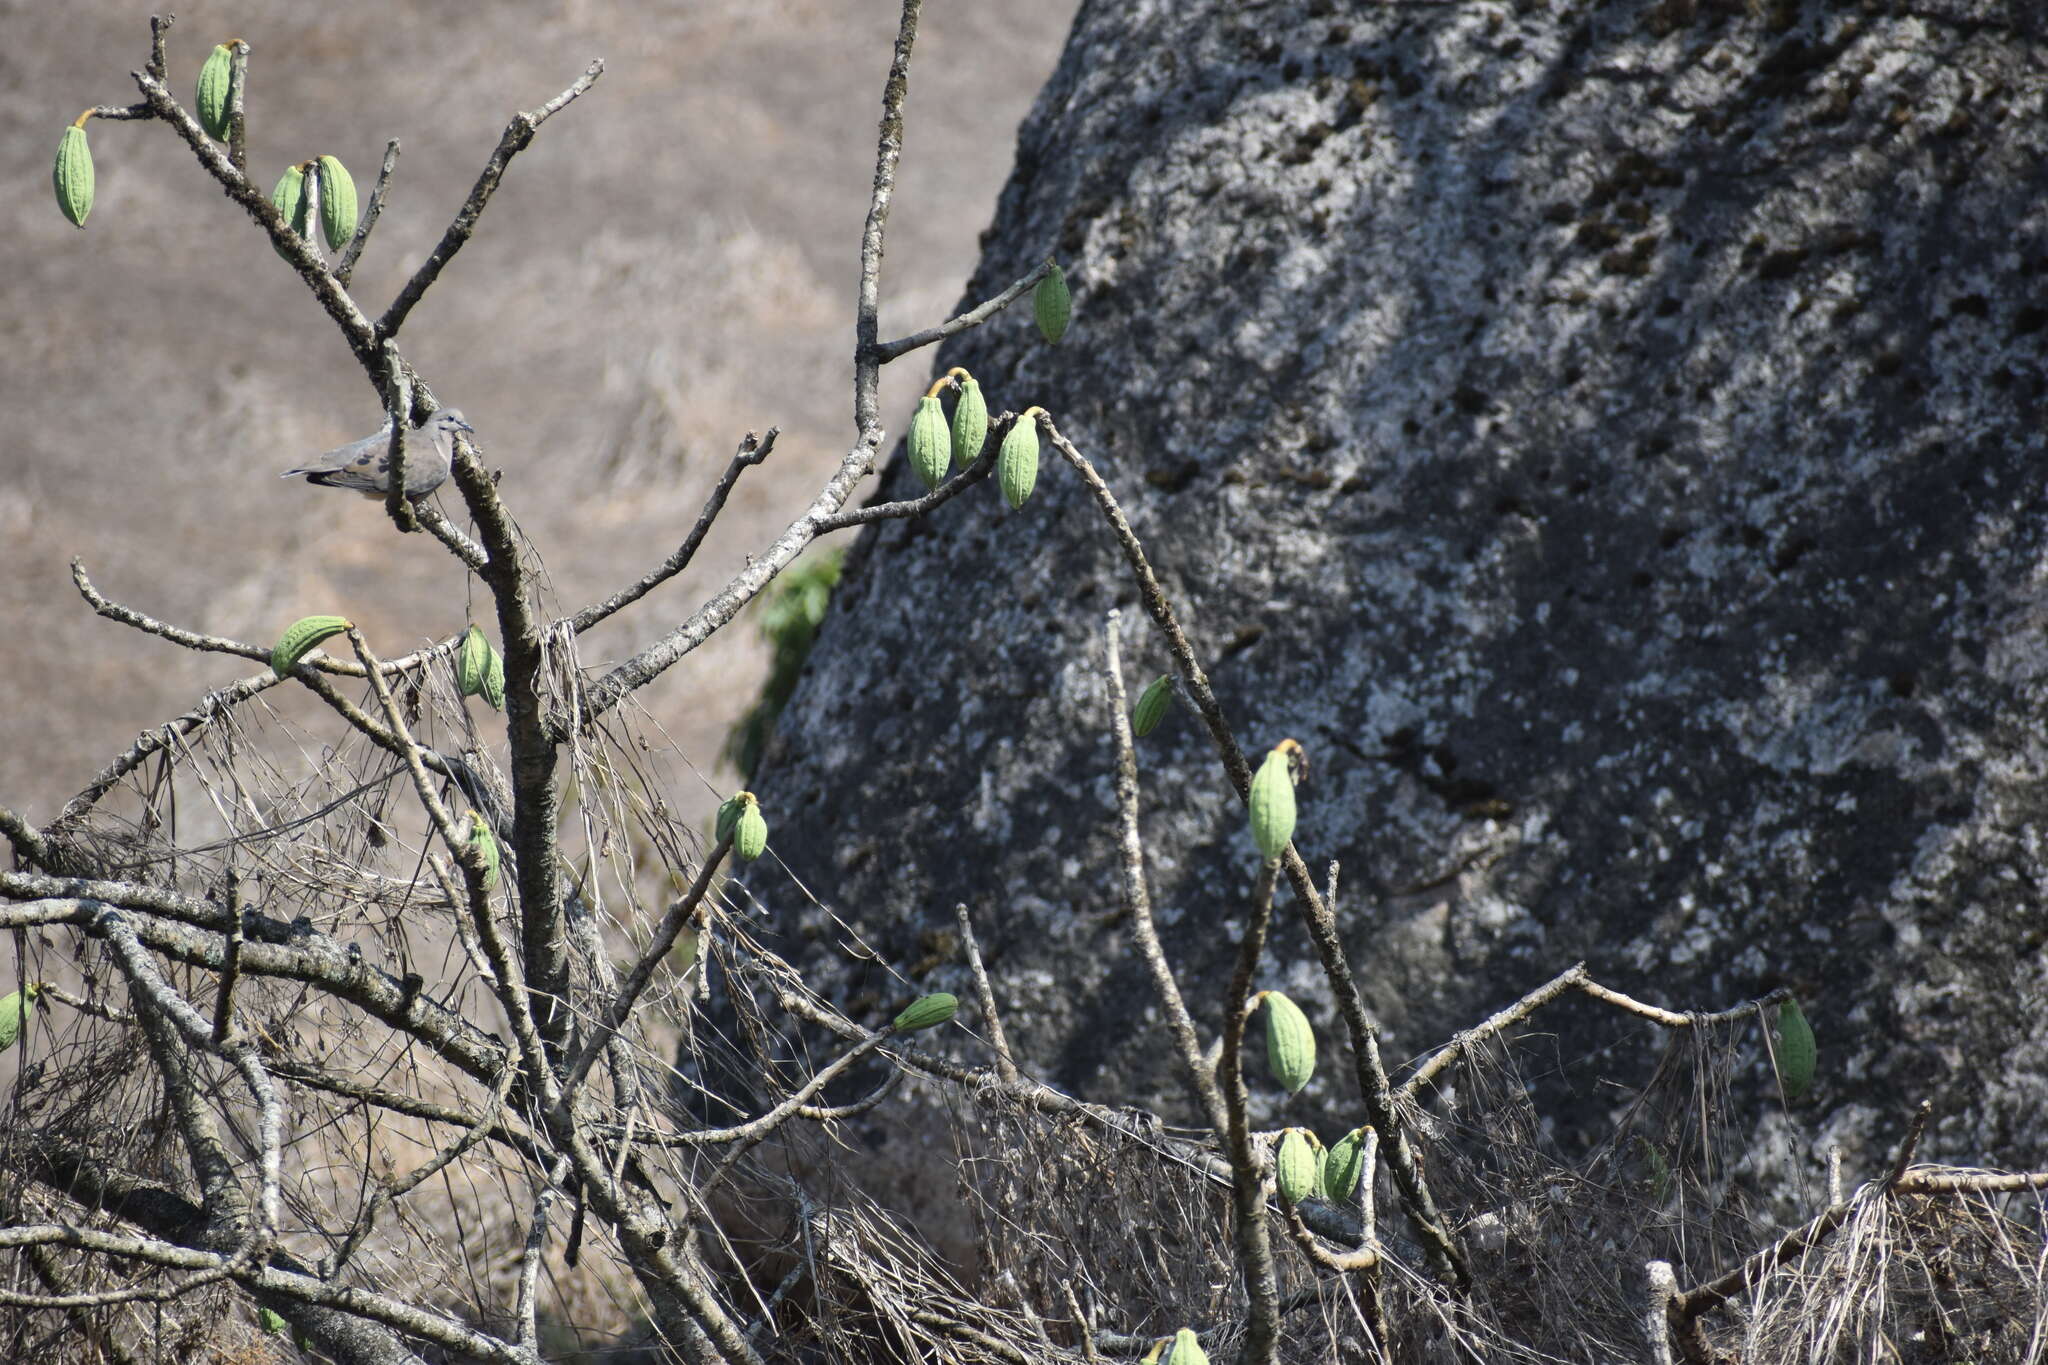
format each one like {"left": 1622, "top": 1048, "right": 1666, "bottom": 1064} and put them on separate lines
{"left": 715, "top": 793, "right": 746, "bottom": 844}
{"left": 1034, "top": 263, "right": 1070, "bottom": 343}
{"left": 1262, "top": 990, "right": 1315, "bottom": 1094}
{"left": 1321, "top": 1126, "right": 1367, "bottom": 1202}
{"left": 197, "top": 44, "right": 234, "bottom": 141}
{"left": 270, "top": 615, "right": 352, "bottom": 676}
{"left": 735, "top": 799, "right": 767, "bottom": 862}
{"left": 1248, "top": 742, "right": 1297, "bottom": 861}
{"left": 481, "top": 644, "right": 506, "bottom": 712}
{"left": 0, "top": 984, "right": 42, "bottom": 1052}
{"left": 456, "top": 626, "right": 490, "bottom": 697}
{"left": 316, "top": 155, "right": 358, "bottom": 251}
{"left": 909, "top": 394, "right": 950, "bottom": 490}
{"left": 1132, "top": 675, "right": 1173, "bottom": 738}
{"left": 1162, "top": 1328, "right": 1209, "bottom": 1365}
{"left": 1275, "top": 1128, "right": 1318, "bottom": 1204}
{"left": 717, "top": 792, "right": 767, "bottom": 861}
{"left": 258, "top": 1307, "right": 287, "bottom": 1335}
{"left": 997, "top": 413, "right": 1040, "bottom": 510}
{"left": 54, "top": 123, "right": 94, "bottom": 229}
{"left": 466, "top": 811, "right": 500, "bottom": 888}
{"left": 892, "top": 993, "right": 957, "bottom": 1032}
{"left": 950, "top": 374, "right": 988, "bottom": 470}
{"left": 1775, "top": 997, "right": 1815, "bottom": 1100}
{"left": 272, "top": 163, "right": 311, "bottom": 258}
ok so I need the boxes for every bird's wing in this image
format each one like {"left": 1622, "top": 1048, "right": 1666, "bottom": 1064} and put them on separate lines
{"left": 280, "top": 429, "right": 391, "bottom": 482}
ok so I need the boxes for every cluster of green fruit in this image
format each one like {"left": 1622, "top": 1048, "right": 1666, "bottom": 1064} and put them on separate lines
{"left": 51, "top": 39, "right": 360, "bottom": 259}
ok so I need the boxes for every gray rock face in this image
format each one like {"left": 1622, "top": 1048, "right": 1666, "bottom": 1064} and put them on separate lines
{"left": 757, "top": 0, "right": 2048, "bottom": 1170}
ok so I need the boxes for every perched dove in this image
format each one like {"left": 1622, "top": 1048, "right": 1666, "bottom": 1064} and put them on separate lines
{"left": 280, "top": 408, "right": 472, "bottom": 499}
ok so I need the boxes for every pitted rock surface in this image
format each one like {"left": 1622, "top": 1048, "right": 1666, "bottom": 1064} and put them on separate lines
{"left": 756, "top": 1, "right": 2048, "bottom": 1172}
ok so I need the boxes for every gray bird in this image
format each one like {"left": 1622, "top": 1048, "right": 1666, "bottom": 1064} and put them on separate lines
{"left": 280, "top": 408, "right": 472, "bottom": 499}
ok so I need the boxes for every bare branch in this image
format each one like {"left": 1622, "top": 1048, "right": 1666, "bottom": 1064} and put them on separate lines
{"left": 852, "top": 0, "right": 925, "bottom": 436}
{"left": 567, "top": 429, "right": 777, "bottom": 635}
{"left": 809, "top": 430, "right": 997, "bottom": 533}
{"left": 953, "top": 901, "right": 1018, "bottom": 1086}
{"left": 335, "top": 137, "right": 399, "bottom": 287}
{"left": 871, "top": 257, "right": 1054, "bottom": 364}
{"left": 375, "top": 61, "right": 605, "bottom": 341}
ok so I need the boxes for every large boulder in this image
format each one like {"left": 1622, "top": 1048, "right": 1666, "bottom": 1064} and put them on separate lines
{"left": 756, "top": 0, "right": 2048, "bottom": 1172}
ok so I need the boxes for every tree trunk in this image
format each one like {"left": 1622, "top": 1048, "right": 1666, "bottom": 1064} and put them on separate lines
{"left": 757, "top": 0, "right": 2048, "bottom": 1172}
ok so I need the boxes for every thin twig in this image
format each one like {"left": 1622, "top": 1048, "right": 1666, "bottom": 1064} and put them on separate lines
{"left": 810, "top": 434, "right": 997, "bottom": 533}
{"left": 376, "top": 61, "right": 605, "bottom": 341}
{"left": 872, "top": 258, "right": 1055, "bottom": 363}
{"left": 334, "top": 138, "right": 398, "bottom": 287}
{"left": 224, "top": 40, "right": 248, "bottom": 175}
{"left": 954, "top": 901, "right": 1018, "bottom": 1085}
{"left": 567, "top": 429, "right": 776, "bottom": 634}
{"left": 852, "top": 0, "right": 924, "bottom": 436}
{"left": 558, "top": 834, "right": 734, "bottom": 1103}
{"left": 1104, "top": 609, "right": 1281, "bottom": 1363}
{"left": 208, "top": 870, "right": 242, "bottom": 1044}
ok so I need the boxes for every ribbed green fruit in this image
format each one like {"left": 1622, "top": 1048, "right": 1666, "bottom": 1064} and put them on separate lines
{"left": 1775, "top": 997, "right": 1815, "bottom": 1099}
{"left": 0, "top": 984, "right": 42, "bottom": 1052}
{"left": 481, "top": 644, "right": 505, "bottom": 712}
{"left": 1132, "top": 675, "right": 1173, "bottom": 738}
{"left": 893, "top": 993, "right": 957, "bottom": 1032}
{"left": 197, "top": 44, "right": 234, "bottom": 140}
{"left": 909, "top": 395, "right": 950, "bottom": 489}
{"left": 1275, "top": 1128, "right": 1319, "bottom": 1204}
{"left": 467, "top": 811, "right": 500, "bottom": 888}
{"left": 1321, "top": 1126, "right": 1367, "bottom": 1202}
{"left": 1248, "top": 743, "right": 1297, "bottom": 861}
{"left": 272, "top": 163, "right": 311, "bottom": 258}
{"left": 270, "top": 615, "right": 352, "bottom": 676}
{"left": 1162, "top": 1328, "right": 1209, "bottom": 1365}
{"left": 998, "top": 414, "right": 1040, "bottom": 510}
{"left": 317, "top": 155, "right": 357, "bottom": 250}
{"left": 457, "top": 626, "right": 490, "bottom": 697}
{"left": 1034, "top": 263, "right": 1070, "bottom": 343}
{"left": 717, "top": 792, "right": 767, "bottom": 861}
{"left": 1262, "top": 990, "right": 1315, "bottom": 1093}
{"left": 950, "top": 374, "right": 987, "bottom": 471}
{"left": 54, "top": 123, "right": 94, "bottom": 228}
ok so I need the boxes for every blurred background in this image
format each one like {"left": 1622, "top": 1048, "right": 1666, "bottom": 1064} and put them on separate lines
{"left": 1, "top": 0, "right": 1078, "bottom": 819}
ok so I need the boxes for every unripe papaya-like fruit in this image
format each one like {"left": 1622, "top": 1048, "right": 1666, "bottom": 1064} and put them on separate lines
{"left": 481, "top": 643, "right": 506, "bottom": 712}
{"left": 197, "top": 44, "right": 234, "bottom": 141}
{"left": 1034, "top": 263, "right": 1070, "bottom": 343}
{"left": 1275, "top": 1127, "right": 1319, "bottom": 1204}
{"left": 909, "top": 395, "right": 950, "bottom": 490}
{"left": 272, "top": 163, "right": 312, "bottom": 258}
{"left": 1262, "top": 990, "right": 1315, "bottom": 1094}
{"left": 54, "top": 122, "right": 94, "bottom": 229}
{"left": 1132, "top": 675, "right": 1173, "bottom": 738}
{"left": 456, "top": 626, "right": 490, "bottom": 697}
{"left": 717, "top": 792, "right": 767, "bottom": 861}
{"left": 998, "top": 412, "right": 1040, "bottom": 510}
{"left": 1321, "top": 1125, "right": 1368, "bottom": 1202}
{"left": 466, "top": 811, "right": 500, "bottom": 888}
{"left": 1775, "top": 996, "right": 1815, "bottom": 1099}
{"left": 316, "top": 155, "right": 357, "bottom": 250}
{"left": 270, "top": 615, "right": 352, "bottom": 676}
{"left": 892, "top": 992, "right": 957, "bottom": 1032}
{"left": 0, "top": 983, "right": 43, "bottom": 1052}
{"left": 950, "top": 373, "right": 987, "bottom": 471}
{"left": 1248, "top": 741, "right": 1298, "bottom": 861}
